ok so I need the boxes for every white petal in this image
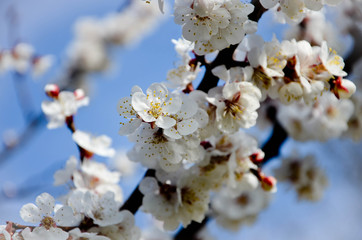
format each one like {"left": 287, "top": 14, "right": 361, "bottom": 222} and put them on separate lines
{"left": 20, "top": 204, "right": 42, "bottom": 223}
{"left": 54, "top": 206, "right": 81, "bottom": 227}
{"left": 132, "top": 92, "right": 149, "bottom": 112}
{"left": 35, "top": 193, "right": 55, "bottom": 216}
{"left": 146, "top": 83, "right": 168, "bottom": 103}
{"left": 178, "top": 96, "right": 198, "bottom": 119}
{"left": 163, "top": 127, "right": 182, "bottom": 139}
{"left": 212, "top": 65, "right": 229, "bottom": 81}
{"left": 177, "top": 118, "right": 198, "bottom": 135}
{"left": 155, "top": 116, "right": 176, "bottom": 129}
{"left": 193, "top": 108, "right": 209, "bottom": 128}
{"left": 139, "top": 177, "right": 159, "bottom": 194}
{"left": 118, "top": 118, "right": 142, "bottom": 136}
{"left": 41, "top": 101, "right": 61, "bottom": 115}
{"left": 163, "top": 94, "right": 182, "bottom": 115}
{"left": 22, "top": 227, "right": 69, "bottom": 240}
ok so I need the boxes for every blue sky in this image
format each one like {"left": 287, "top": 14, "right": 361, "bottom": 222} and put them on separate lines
{"left": 0, "top": 0, "right": 361, "bottom": 239}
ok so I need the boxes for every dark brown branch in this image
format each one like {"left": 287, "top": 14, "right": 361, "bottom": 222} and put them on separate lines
{"left": 119, "top": 169, "right": 155, "bottom": 214}
{"left": 344, "top": 25, "right": 362, "bottom": 75}
{"left": 174, "top": 217, "right": 210, "bottom": 240}
{"left": 260, "top": 106, "right": 288, "bottom": 166}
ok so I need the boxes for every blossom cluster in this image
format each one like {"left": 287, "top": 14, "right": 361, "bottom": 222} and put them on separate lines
{"left": 2, "top": 0, "right": 361, "bottom": 239}
{"left": 0, "top": 43, "right": 52, "bottom": 76}
{"left": 174, "top": 0, "right": 257, "bottom": 54}
{"left": 67, "top": 0, "right": 163, "bottom": 73}
{"left": 260, "top": 0, "right": 343, "bottom": 23}
{"left": 275, "top": 153, "right": 328, "bottom": 201}
{"left": 236, "top": 35, "right": 355, "bottom": 104}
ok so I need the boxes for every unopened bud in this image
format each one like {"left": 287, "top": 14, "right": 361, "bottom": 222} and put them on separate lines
{"left": 331, "top": 77, "right": 356, "bottom": 99}
{"left": 45, "top": 84, "right": 59, "bottom": 98}
{"left": 182, "top": 83, "right": 194, "bottom": 94}
{"left": 250, "top": 149, "right": 265, "bottom": 164}
{"left": 261, "top": 175, "right": 277, "bottom": 192}
{"left": 74, "top": 88, "right": 86, "bottom": 100}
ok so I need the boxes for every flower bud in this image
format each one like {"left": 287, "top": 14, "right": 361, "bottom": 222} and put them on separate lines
{"left": 331, "top": 77, "right": 356, "bottom": 99}
{"left": 249, "top": 149, "right": 265, "bottom": 164}
{"left": 44, "top": 84, "right": 59, "bottom": 98}
{"left": 74, "top": 88, "right": 86, "bottom": 100}
{"left": 261, "top": 175, "right": 277, "bottom": 192}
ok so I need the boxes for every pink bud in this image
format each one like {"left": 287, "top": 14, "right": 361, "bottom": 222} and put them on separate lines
{"left": 261, "top": 175, "right": 277, "bottom": 192}
{"left": 74, "top": 89, "right": 85, "bottom": 100}
{"left": 331, "top": 77, "right": 356, "bottom": 99}
{"left": 44, "top": 84, "right": 59, "bottom": 98}
{"left": 249, "top": 149, "right": 265, "bottom": 164}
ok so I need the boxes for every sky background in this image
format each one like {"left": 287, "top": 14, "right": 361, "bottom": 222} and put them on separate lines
{"left": 0, "top": 0, "right": 362, "bottom": 239}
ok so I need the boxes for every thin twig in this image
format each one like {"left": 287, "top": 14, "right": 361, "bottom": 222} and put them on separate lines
{"left": 0, "top": 113, "right": 46, "bottom": 166}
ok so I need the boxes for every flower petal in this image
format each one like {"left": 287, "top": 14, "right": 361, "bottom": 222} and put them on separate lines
{"left": 20, "top": 203, "right": 42, "bottom": 223}
{"left": 155, "top": 116, "right": 176, "bottom": 129}
{"left": 177, "top": 118, "right": 198, "bottom": 136}
{"left": 54, "top": 206, "right": 81, "bottom": 227}
{"left": 118, "top": 118, "right": 142, "bottom": 136}
{"left": 35, "top": 193, "right": 55, "bottom": 216}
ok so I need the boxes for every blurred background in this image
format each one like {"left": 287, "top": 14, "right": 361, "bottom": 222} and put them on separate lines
{"left": 0, "top": 0, "right": 361, "bottom": 239}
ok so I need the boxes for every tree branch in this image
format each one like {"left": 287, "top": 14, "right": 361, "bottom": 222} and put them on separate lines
{"left": 174, "top": 217, "right": 209, "bottom": 240}
{"left": 119, "top": 169, "right": 155, "bottom": 214}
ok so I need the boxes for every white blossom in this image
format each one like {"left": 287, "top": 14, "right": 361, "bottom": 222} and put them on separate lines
{"left": 278, "top": 92, "right": 354, "bottom": 141}
{"left": 89, "top": 210, "right": 140, "bottom": 240}
{"left": 12, "top": 43, "right": 34, "bottom": 74}
{"left": 275, "top": 154, "right": 328, "bottom": 201}
{"left": 284, "top": 11, "right": 343, "bottom": 53}
{"left": 132, "top": 83, "right": 182, "bottom": 129}
{"left": 174, "top": 0, "right": 255, "bottom": 55}
{"left": 79, "top": 191, "right": 124, "bottom": 227}
{"left": 73, "top": 159, "right": 123, "bottom": 202}
{"left": 260, "top": 0, "right": 342, "bottom": 23}
{"left": 207, "top": 82, "right": 261, "bottom": 133}
{"left": 53, "top": 156, "right": 78, "bottom": 186}
{"left": 73, "top": 130, "right": 116, "bottom": 158}
{"left": 32, "top": 55, "right": 53, "bottom": 77}
{"left": 139, "top": 172, "right": 210, "bottom": 230}
{"left": 20, "top": 192, "right": 81, "bottom": 227}
{"left": 163, "top": 94, "right": 201, "bottom": 139}
{"left": 212, "top": 185, "right": 271, "bottom": 230}
{"left": 41, "top": 86, "right": 89, "bottom": 129}
{"left": 128, "top": 123, "right": 204, "bottom": 172}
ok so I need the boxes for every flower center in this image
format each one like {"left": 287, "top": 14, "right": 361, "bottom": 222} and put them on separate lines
{"left": 40, "top": 216, "right": 56, "bottom": 230}
{"left": 160, "top": 183, "right": 177, "bottom": 201}
{"left": 181, "top": 187, "right": 199, "bottom": 205}
{"left": 148, "top": 101, "right": 163, "bottom": 118}
{"left": 253, "top": 67, "right": 272, "bottom": 89}
{"left": 236, "top": 194, "right": 249, "bottom": 206}
{"left": 224, "top": 100, "right": 244, "bottom": 119}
